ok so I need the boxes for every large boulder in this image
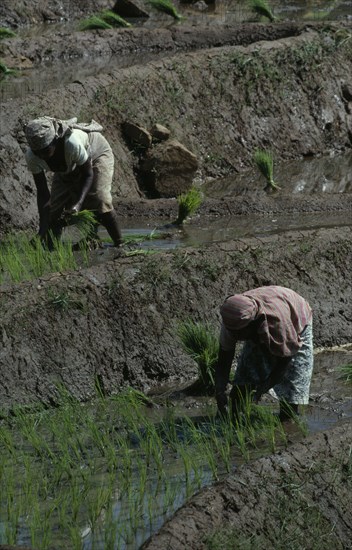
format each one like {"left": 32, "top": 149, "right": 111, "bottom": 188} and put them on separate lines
{"left": 113, "top": 0, "right": 149, "bottom": 18}
{"left": 139, "top": 139, "right": 199, "bottom": 197}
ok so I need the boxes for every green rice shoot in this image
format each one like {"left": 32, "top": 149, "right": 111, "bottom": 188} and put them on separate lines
{"left": 249, "top": 0, "right": 277, "bottom": 22}
{"left": 175, "top": 186, "right": 203, "bottom": 225}
{"left": 0, "top": 232, "right": 89, "bottom": 285}
{"left": 100, "top": 10, "right": 131, "bottom": 28}
{"left": 0, "top": 385, "right": 287, "bottom": 548}
{"left": 78, "top": 16, "right": 113, "bottom": 31}
{"left": 0, "top": 60, "right": 15, "bottom": 75}
{"left": 178, "top": 320, "right": 219, "bottom": 392}
{"left": 0, "top": 28, "right": 16, "bottom": 39}
{"left": 69, "top": 209, "right": 97, "bottom": 239}
{"left": 147, "top": 0, "right": 182, "bottom": 21}
{"left": 253, "top": 149, "right": 281, "bottom": 191}
{"left": 338, "top": 363, "right": 352, "bottom": 383}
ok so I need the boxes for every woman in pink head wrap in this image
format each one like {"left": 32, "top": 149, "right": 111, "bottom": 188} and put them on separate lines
{"left": 215, "top": 286, "right": 313, "bottom": 423}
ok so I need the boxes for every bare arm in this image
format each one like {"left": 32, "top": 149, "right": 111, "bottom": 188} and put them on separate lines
{"left": 69, "top": 158, "right": 94, "bottom": 213}
{"left": 215, "top": 346, "right": 236, "bottom": 416}
{"left": 33, "top": 172, "right": 51, "bottom": 238}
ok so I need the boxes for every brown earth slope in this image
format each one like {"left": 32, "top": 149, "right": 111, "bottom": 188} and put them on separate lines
{"left": 142, "top": 423, "right": 352, "bottom": 549}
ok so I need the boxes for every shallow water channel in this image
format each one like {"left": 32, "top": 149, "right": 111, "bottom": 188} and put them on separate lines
{"left": 88, "top": 150, "right": 352, "bottom": 259}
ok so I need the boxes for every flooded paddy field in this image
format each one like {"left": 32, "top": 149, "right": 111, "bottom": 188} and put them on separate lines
{"left": 0, "top": 0, "right": 352, "bottom": 547}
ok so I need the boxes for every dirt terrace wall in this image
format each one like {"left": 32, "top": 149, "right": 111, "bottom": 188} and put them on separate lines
{"left": 142, "top": 423, "right": 352, "bottom": 549}
{"left": 1, "top": 27, "right": 352, "bottom": 235}
{"left": 0, "top": 227, "right": 351, "bottom": 410}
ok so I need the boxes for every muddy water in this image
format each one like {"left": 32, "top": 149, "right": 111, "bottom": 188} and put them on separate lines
{"left": 89, "top": 151, "right": 352, "bottom": 254}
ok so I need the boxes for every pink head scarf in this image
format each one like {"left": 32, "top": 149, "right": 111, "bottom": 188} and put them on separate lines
{"left": 220, "top": 294, "right": 259, "bottom": 331}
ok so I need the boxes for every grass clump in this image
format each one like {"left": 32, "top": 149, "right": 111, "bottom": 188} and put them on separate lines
{"left": 78, "top": 10, "right": 131, "bottom": 30}
{"left": 0, "top": 60, "right": 16, "bottom": 75}
{"left": 174, "top": 186, "right": 203, "bottom": 225}
{"left": 178, "top": 320, "right": 219, "bottom": 392}
{"left": 147, "top": 0, "right": 182, "bottom": 21}
{"left": 0, "top": 28, "right": 16, "bottom": 39}
{"left": 99, "top": 10, "right": 131, "bottom": 27}
{"left": 338, "top": 363, "right": 352, "bottom": 383}
{"left": 78, "top": 16, "right": 113, "bottom": 31}
{"left": 253, "top": 149, "right": 281, "bottom": 191}
{"left": 249, "top": 0, "right": 277, "bottom": 22}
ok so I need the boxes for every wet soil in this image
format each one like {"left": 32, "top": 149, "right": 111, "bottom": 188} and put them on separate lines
{"left": 0, "top": 4, "right": 352, "bottom": 548}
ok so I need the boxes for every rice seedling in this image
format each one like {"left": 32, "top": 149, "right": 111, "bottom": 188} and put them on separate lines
{"left": 0, "top": 382, "right": 293, "bottom": 548}
{"left": 253, "top": 149, "right": 281, "bottom": 191}
{"left": 99, "top": 10, "right": 131, "bottom": 28}
{"left": 178, "top": 320, "right": 219, "bottom": 392}
{"left": 78, "top": 16, "right": 113, "bottom": 31}
{"left": 0, "top": 60, "right": 16, "bottom": 75}
{"left": 147, "top": 0, "right": 182, "bottom": 21}
{"left": 0, "top": 231, "right": 85, "bottom": 285}
{"left": 0, "top": 27, "right": 16, "bottom": 39}
{"left": 338, "top": 363, "right": 352, "bottom": 382}
{"left": 249, "top": 0, "right": 277, "bottom": 22}
{"left": 174, "top": 186, "right": 203, "bottom": 225}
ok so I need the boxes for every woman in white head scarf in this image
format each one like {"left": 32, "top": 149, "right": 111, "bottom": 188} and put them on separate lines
{"left": 24, "top": 116, "right": 122, "bottom": 249}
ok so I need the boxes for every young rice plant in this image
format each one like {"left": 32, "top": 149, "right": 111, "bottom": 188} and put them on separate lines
{"left": 174, "top": 186, "right": 203, "bottom": 225}
{"left": 178, "top": 320, "right": 219, "bottom": 392}
{"left": 253, "top": 149, "right": 281, "bottom": 191}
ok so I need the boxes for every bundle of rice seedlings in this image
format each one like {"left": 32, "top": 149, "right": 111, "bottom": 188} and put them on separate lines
{"left": 78, "top": 16, "right": 113, "bottom": 31}
{"left": 0, "top": 60, "right": 15, "bottom": 75}
{"left": 100, "top": 10, "right": 131, "bottom": 28}
{"left": 70, "top": 209, "right": 98, "bottom": 239}
{"left": 178, "top": 320, "right": 219, "bottom": 392}
{"left": 339, "top": 363, "right": 352, "bottom": 383}
{"left": 249, "top": 0, "right": 277, "bottom": 22}
{"left": 175, "top": 186, "right": 203, "bottom": 225}
{"left": 147, "top": 0, "right": 182, "bottom": 21}
{"left": 253, "top": 149, "right": 281, "bottom": 191}
{"left": 0, "top": 28, "right": 16, "bottom": 39}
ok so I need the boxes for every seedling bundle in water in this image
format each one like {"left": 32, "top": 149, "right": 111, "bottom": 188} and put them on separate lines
{"left": 78, "top": 10, "right": 130, "bottom": 31}
{"left": 253, "top": 149, "right": 281, "bottom": 191}
{"left": 147, "top": 0, "right": 182, "bottom": 20}
{"left": 249, "top": 0, "right": 277, "bottom": 22}
{"left": 174, "top": 186, "right": 203, "bottom": 225}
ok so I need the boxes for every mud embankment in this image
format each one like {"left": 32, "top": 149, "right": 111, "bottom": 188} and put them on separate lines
{"left": 1, "top": 25, "right": 352, "bottom": 235}
{"left": 142, "top": 422, "right": 352, "bottom": 549}
{"left": 0, "top": 227, "right": 350, "bottom": 409}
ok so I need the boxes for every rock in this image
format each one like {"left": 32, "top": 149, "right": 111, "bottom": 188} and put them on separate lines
{"left": 122, "top": 121, "right": 152, "bottom": 149}
{"left": 193, "top": 1, "right": 209, "bottom": 11}
{"left": 140, "top": 139, "right": 199, "bottom": 197}
{"left": 113, "top": 0, "right": 149, "bottom": 18}
{"left": 341, "top": 82, "right": 352, "bottom": 102}
{"left": 150, "top": 123, "right": 171, "bottom": 142}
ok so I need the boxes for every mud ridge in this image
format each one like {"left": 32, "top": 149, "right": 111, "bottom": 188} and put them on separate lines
{"left": 142, "top": 423, "right": 352, "bottom": 549}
